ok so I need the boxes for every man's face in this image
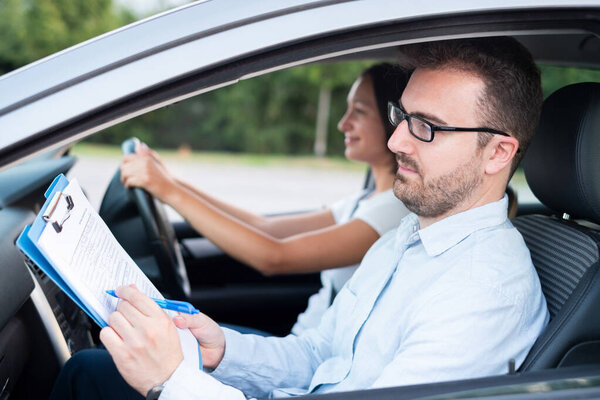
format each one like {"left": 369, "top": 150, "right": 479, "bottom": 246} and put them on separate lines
{"left": 387, "top": 67, "right": 488, "bottom": 219}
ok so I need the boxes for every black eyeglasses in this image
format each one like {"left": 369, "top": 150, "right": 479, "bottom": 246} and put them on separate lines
{"left": 387, "top": 101, "right": 511, "bottom": 143}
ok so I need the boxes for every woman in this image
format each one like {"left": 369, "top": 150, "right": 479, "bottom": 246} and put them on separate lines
{"left": 120, "top": 63, "right": 411, "bottom": 335}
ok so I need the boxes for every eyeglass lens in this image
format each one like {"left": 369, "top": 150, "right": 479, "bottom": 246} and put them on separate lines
{"left": 388, "top": 103, "right": 432, "bottom": 141}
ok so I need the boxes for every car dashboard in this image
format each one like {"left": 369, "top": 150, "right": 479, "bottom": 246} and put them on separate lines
{"left": 0, "top": 153, "right": 96, "bottom": 398}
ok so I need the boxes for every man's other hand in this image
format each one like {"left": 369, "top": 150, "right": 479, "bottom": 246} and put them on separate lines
{"left": 100, "top": 285, "right": 184, "bottom": 396}
{"left": 173, "top": 311, "right": 226, "bottom": 369}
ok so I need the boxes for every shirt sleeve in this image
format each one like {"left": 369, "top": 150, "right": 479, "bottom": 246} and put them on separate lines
{"left": 330, "top": 191, "right": 365, "bottom": 224}
{"left": 353, "top": 190, "right": 410, "bottom": 236}
{"left": 207, "top": 327, "right": 332, "bottom": 398}
{"left": 160, "top": 361, "right": 247, "bottom": 400}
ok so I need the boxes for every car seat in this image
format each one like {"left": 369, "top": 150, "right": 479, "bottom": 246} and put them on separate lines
{"left": 513, "top": 82, "right": 600, "bottom": 371}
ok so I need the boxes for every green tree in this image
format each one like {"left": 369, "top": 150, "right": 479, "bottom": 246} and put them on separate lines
{"left": 0, "top": 0, "right": 134, "bottom": 75}
{"left": 0, "top": 0, "right": 29, "bottom": 71}
{"left": 540, "top": 65, "right": 600, "bottom": 98}
{"left": 95, "top": 62, "right": 373, "bottom": 156}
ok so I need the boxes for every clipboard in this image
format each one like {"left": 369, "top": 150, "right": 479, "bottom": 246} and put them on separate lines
{"left": 16, "top": 174, "right": 202, "bottom": 368}
{"left": 16, "top": 174, "right": 107, "bottom": 326}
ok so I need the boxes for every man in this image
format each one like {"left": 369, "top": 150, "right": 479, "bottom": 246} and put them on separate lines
{"left": 51, "top": 37, "right": 549, "bottom": 400}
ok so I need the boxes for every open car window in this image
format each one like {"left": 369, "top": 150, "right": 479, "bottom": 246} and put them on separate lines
{"left": 69, "top": 62, "right": 377, "bottom": 218}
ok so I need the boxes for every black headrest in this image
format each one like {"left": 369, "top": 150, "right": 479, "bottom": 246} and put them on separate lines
{"left": 523, "top": 82, "right": 600, "bottom": 224}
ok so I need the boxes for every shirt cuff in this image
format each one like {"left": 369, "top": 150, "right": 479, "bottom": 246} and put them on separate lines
{"left": 209, "top": 328, "right": 247, "bottom": 381}
{"left": 161, "top": 360, "right": 246, "bottom": 400}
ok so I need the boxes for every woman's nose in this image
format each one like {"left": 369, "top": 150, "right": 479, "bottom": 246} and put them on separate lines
{"left": 337, "top": 112, "right": 351, "bottom": 132}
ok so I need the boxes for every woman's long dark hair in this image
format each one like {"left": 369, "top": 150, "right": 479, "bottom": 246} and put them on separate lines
{"left": 362, "top": 63, "right": 411, "bottom": 171}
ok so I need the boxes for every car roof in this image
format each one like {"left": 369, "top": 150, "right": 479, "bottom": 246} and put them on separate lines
{"left": 0, "top": 0, "right": 598, "bottom": 168}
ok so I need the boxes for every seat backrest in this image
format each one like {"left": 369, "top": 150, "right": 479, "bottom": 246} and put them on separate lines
{"left": 515, "top": 82, "right": 600, "bottom": 371}
{"left": 513, "top": 215, "right": 599, "bottom": 319}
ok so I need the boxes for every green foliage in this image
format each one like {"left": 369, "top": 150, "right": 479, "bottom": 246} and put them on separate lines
{"left": 0, "top": 0, "right": 134, "bottom": 75}
{"left": 540, "top": 64, "right": 600, "bottom": 98}
{"left": 93, "top": 62, "right": 372, "bottom": 156}
{"left": 0, "top": 0, "right": 29, "bottom": 71}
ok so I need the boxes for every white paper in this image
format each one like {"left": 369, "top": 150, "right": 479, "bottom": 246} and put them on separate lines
{"left": 37, "top": 178, "right": 200, "bottom": 368}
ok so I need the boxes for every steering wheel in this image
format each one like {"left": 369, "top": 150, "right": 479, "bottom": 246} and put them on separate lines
{"left": 99, "top": 138, "right": 191, "bottom": 300}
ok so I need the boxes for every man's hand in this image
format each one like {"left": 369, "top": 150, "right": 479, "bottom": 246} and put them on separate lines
{"left": 120, "top": 143, "right": 175, "bottom": 202}
{"left": 100, "top": 285, "right": 184, "bottom": 396}
{"left": 173, "top": 312, "right": 226, "bottom": 369}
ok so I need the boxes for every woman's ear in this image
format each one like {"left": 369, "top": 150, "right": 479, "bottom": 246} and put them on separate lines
{"left": 484, "top": 136, "right": 520, "bottom": 175}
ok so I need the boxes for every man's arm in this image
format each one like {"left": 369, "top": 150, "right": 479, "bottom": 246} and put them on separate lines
{"left": 101, "top": 285, "right": 334, "bottom": 399}
{"left": 175, "top": 317, "right": 333, "bottom": 398}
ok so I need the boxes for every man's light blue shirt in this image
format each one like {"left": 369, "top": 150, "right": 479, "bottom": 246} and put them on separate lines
{"left": 162, "top": 196, "right": 549, "bottom": 399}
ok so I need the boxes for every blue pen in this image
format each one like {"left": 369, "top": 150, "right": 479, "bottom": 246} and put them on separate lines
{"left": 106, "top": 290, "right": 200, "bottom": 314}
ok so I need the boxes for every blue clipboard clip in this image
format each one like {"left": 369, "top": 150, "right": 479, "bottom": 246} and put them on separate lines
{"left": 42, "top": 192, "right": 74, "bottom": 233}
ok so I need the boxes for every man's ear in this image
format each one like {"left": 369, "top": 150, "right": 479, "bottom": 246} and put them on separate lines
{"left": 484, "top": 136, "right": 520, "bottom": 175}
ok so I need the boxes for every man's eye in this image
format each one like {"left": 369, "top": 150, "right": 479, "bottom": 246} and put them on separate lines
{"left": 355, "top": 108, "right": 365, "bottom": 115}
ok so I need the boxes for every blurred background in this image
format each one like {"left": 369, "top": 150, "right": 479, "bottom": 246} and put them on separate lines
{"left": 0, "top": 0, "right": 371, "bottom": 158}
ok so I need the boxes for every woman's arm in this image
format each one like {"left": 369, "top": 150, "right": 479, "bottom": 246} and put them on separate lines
{"left": 164, "top": 184, "right": 379, "bottom": 275}
{"left": 121, "top": 152, "right": 379, "bottom": 275}
{"left": 138, "top": 145, "right": 336, "bottom": 238}
{"left": 174, "top": 179, "right": 337, "bottom": 238}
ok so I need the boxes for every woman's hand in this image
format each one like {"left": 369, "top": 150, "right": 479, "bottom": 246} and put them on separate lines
{"left": 120, "top": 143, "right": 176, "bottom": 202}
{"left": 173, "top": 312, "right": 226, "bottom": 369}
{"left": 139, "top": 142, "right": 173, "bottom": 178}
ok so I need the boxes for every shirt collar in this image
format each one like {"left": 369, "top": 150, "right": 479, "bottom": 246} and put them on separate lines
{"left": 393, "top": 213, "right": 420, "bottom": 253}
{"left": 415, "top": 195, "right": 509, "bottom": 257}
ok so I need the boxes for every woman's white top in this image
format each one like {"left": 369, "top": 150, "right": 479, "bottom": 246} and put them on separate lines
{"left": 291, "top": 188, "right": 409, "bottom": 335}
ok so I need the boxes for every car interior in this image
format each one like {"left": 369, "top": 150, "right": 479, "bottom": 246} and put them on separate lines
{"left": 1, "top": 6, "right": 600, "bottom": 399}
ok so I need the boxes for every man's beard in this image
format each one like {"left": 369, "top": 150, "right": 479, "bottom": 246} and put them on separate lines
{"left": 393, "top": 152, "right": 483, "bottom": 219}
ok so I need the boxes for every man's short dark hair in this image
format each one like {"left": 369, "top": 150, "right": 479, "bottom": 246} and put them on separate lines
{"left": 400, "top": 37, "right": 543, "bottom": 176}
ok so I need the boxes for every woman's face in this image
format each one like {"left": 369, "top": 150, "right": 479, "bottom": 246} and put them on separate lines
{"left": 337, "top": 75, "right": 390, "bottom": 167}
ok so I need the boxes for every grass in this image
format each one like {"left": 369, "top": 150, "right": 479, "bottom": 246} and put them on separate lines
{"left": 71, "top": 143, "right": 366, "bottom": 171}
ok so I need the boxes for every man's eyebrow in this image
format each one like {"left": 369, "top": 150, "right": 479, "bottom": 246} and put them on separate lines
{"left": 398, "top": 99, "right": 447, "bottom": 126}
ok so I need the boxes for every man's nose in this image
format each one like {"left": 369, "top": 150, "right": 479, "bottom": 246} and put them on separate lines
{"left": 387, "top": 120, "right": 415, "bottom": 154}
